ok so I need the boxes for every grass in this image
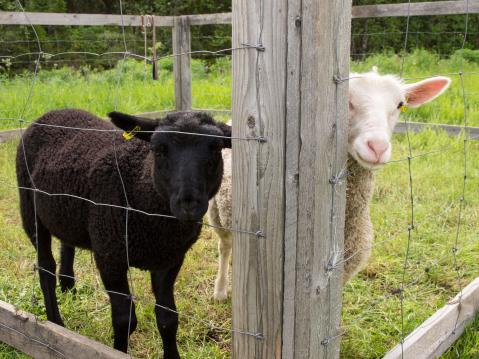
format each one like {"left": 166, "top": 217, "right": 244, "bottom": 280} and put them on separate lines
{"left": 0, "top": 49, "right": 478, "bottom": 128}
{"left": 0, "top": 50, "right": 478, "bottom": 358}
{"left": 342, "top": 130, "right": 479, "bottom": 358}
{"left": 443, "top": 315, "right": 479, "bottom": 358}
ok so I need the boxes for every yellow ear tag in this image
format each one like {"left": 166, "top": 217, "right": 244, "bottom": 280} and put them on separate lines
{"left": 400, "top": 96, "right": 409, "bottom": 113}
{"left": 123, "top": 125, "right": 142, "bottom": 140}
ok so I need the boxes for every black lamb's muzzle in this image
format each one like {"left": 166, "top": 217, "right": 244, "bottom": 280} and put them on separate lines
{"left": 170, "top": 192, "right": 209, "bottom": 222}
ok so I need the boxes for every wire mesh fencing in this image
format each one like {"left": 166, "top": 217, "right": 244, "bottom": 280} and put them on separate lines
{"left": 0, "top": 0, "right": 478, "bottom": 358}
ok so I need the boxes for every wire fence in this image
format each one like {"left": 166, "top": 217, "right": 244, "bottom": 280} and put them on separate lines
{"left": 0, "top": 1, "right": 261, "bottom": 358}
{"left": 0, "top": 0, "right": 478, "bottom": 358}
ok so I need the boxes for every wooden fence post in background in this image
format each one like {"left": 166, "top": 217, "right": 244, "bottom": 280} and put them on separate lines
{"left": 232, "top": 0, "right": 351, "bottom": 358}
{"left": 173, "top": 16, "right": 192, "bottom": 111}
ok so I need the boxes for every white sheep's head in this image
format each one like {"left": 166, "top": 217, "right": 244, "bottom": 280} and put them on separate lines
{"left": 348, "top": 68, "right": 451, "bottom": 170}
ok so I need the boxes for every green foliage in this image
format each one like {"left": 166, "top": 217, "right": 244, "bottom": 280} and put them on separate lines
{"left": 351, "top": 0, "right": 479, "bottom": 59}
{"left": 1, "top": 0, "right": 476, "bottom": 70}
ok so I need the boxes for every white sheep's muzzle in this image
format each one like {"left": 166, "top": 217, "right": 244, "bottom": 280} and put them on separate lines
{"left": 350, "top": 132, "right": 392, "bottom": 170}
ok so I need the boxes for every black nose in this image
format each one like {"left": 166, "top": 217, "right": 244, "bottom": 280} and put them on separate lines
{"left": 174, "top": 195, "right": 206, "bottom": 222}
{"left": 181, "top": 197, "right": 201, "bottom": 213}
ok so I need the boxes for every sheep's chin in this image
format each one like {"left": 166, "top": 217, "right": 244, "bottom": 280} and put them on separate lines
{"left": 351, "top": 151, "right": 387, "bottom": 171}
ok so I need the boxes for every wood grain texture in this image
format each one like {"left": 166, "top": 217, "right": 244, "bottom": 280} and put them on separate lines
{"left": 0, "top": 300, "right": 130, "bottom": 359}
{"left": 2, "top": 121, "right": 477, "bottom": 145}
{"left": 188, "top": 13, "right": 231, "bottom": 26}
{"left": 231, "top": 0, "right": 287, "bottom": 358}
{"left": 282, "top": 0, "right": 303, "bottom": 357}
{"left": 384, "top": 276, "right": 479, "bottom": 359}
{"left": 394, "top": 121, "right": 479, "bottom": 138}
{"left": 173, "top": 16, "right": 192, "bottom": 111}
{"left": 0, "top": 11, "right": 170, "bottom": 27}
{"left": 352, "top": 1, "right": 479, "bottom": 18}
{"left": 2, "top": 2, "right": 478, "bottom": 28}
{"left": 285, "top": 1, "right": 351, "bottom": 358}
{"left": 0, "top": 12, "right": 231, "bottom": 27}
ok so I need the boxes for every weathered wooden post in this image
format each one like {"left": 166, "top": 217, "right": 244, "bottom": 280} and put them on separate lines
{"left": 172, "top": 15, "right": 192, "bottom": 111}
{"left": 232, "top": 0, "right": 352, "bottom": 358}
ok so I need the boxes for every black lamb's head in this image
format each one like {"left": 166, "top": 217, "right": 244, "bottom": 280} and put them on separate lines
{"left": 109, "top": 111, "right": 231, "bottom": 222}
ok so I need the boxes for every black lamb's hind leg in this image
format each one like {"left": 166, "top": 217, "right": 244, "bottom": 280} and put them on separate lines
{"left": 59, "top": 243, "right": 76, "bottom": 292}
{"left": 151, "top": 258, "right": 184, "bottom": 359}
{"left": 18, "top": 189, "right": 63, "bottom": 325}
{"left": 95, "top": 255, "right": 137, "bottom": 353}
{"left": 36, "top": 223, "right": 64, "bottom": 326}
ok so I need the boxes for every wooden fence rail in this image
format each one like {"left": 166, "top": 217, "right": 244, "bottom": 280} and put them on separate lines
{"left": 0, "top": 1, "right": 477, "bottom": 27}
{"left": 0, "top": 300, "right": 130, "bottom": 359}
{"left": 2, "top": 121, "right": 478, "bottom": 144}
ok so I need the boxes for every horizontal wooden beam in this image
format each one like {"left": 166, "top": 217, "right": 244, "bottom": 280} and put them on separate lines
{"left": 394, "top": 121, "right": 479, "bottom": 138}
{"left": 384, "top": 276, "right": 479, "bottom": 359}
{"left": 187, "top": 13, "right": 231, "bottom": 26}
{"left": 0, "top": 11, "right": 231, "bottom": 27}
{"left": 0, "top": 300, "right": 130, "bottom": 359}
{"left": 1, "top": 2, "right": 478, "bottom": 28}
{"left": 1, "top": 120, "right": 478, "bottom": 143}
{"left": 0, "top": 128, "right": 22, "bottom": 143}
{"left": 352, "top": 1, "right": 479, "bottom": 19}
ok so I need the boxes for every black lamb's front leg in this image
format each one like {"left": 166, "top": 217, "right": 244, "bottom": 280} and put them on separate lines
{"left": 59, "top": 243, "right": 76, "bottom": 292}
{"left": 95, "top": 255, "right": 137, "bottom": 353}
{"left": 151, "top": 259, "right": 184, "bottom": 359}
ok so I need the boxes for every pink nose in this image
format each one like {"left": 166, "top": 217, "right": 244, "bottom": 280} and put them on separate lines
{"left": 367, "top": 139, "right": 389, "bottom": 161}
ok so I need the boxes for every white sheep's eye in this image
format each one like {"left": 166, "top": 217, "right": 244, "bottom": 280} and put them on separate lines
{"left": 349, "top": 101, "right": 354, "bottom": 111}
{"left": 397, "top": 101, "right": 404, "bottom": 110}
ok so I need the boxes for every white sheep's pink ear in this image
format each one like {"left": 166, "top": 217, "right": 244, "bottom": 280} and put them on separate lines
{"left": 403, "top": 76, "right": 451, "bottom": 108}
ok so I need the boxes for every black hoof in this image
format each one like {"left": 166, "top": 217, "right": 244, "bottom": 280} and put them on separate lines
{"left": 60, "top": 277, "right": 76, "bottom": 293}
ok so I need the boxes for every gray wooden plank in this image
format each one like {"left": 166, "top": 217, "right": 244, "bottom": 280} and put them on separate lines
{"left": 289, "top": 1, "right": 351, "bottom": 358}
{"left": 173, "top": 16, "right": 192, "bottom": 111}
{"left": 383, "top": 276, "right": 479, "bottom": 359}
{"left": 352, "top": 0, "right": 479, "bottom": 18}
{"left": 0, "top": 300, "right": 130, "bottom": 359}
{"left": 188, "top": 13, "right": 232, "bottom": 26}
{"left": 394, "top": 121, "right": 479, "bottom": 138}
{"left": 0, "top": 11, "right": 172, "bottom": 27}
{"left": 231, "top": 0, "right": 287, "bottom": 357}
{"left": 0, "top": 129, "right": 22, "bottom": 143}
{"left": 2, "top": 1, "right": 478, "bottom": 29}
{"left": 282, "top": 0, "right": 303, "bottom": 357}
{"left": 2, "top": 121, "right": 477, "bottom": 144}
{"left": 0, "top": 11, "right": 231, "bottom": 27}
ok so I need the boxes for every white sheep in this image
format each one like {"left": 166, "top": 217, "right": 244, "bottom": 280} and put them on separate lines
{"left": 209, "top": 69, "right": 451, "bottom": 300}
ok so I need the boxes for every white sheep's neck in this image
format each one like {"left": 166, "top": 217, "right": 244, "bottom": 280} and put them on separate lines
{"left": 342, "top": 155, "right": 375, "bottom": 283}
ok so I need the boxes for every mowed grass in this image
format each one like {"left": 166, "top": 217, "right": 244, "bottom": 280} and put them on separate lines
{"left": 0, "top": 51, "right": 478, "bottom": 358}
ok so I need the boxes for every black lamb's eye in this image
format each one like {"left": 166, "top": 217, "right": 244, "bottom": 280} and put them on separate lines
{"left": 397, "top": 101, "right": 404, "bottom": 110}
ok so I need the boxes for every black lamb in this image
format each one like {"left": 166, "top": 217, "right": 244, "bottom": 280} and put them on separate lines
{"left": 16, "top": 109, "right": 232, "bottom": 359}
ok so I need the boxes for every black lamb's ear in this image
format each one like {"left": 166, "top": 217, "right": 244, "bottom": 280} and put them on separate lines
{"left": 217, "top": 122, "right": 231, "bottom": 149}
{"left": 108, "top": 111, "right": 159, "bottom": 142}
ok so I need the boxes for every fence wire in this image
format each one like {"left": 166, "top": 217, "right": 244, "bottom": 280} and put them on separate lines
{"left": 0, "top": 1, "right": 478, "bottom": 358}
{"left": 2, "top": 1, "right": 263, "bottom": 358}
